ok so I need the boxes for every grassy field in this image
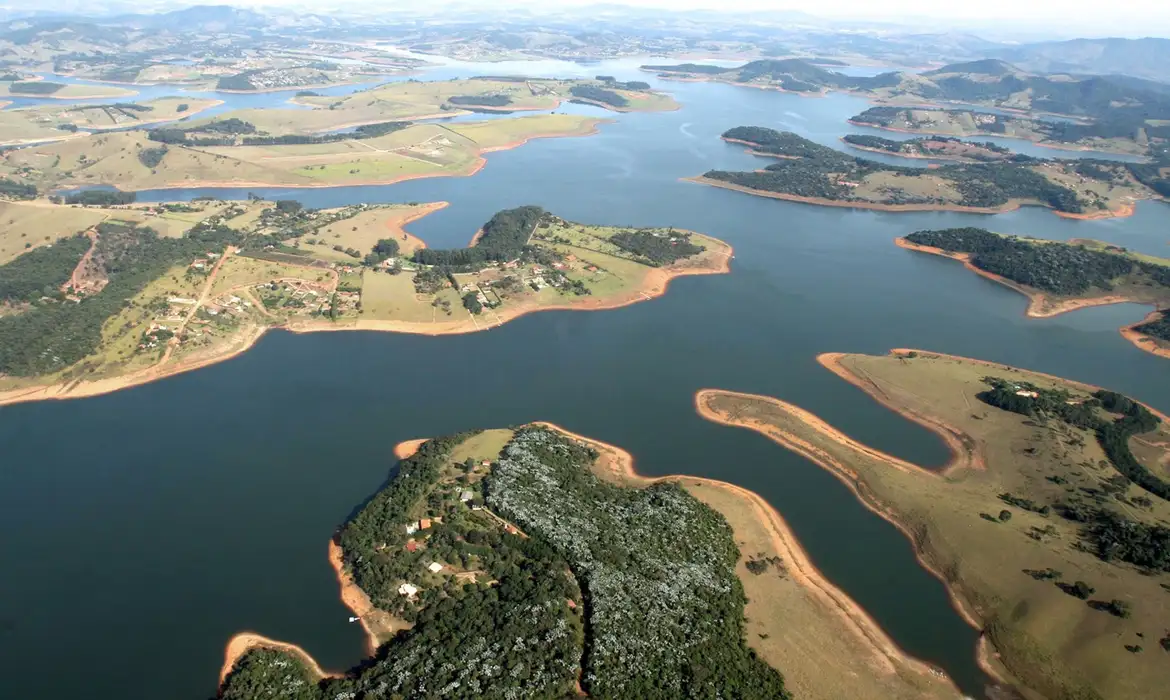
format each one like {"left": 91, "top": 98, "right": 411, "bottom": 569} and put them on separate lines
{"left": 210, "top": 256, "right": 334, "bottom": 298}
{"left": 2, "top": 115, "right": 602, "bottom": 191}
{"left": 0, "top": 82, "right": 136, "bottom": 99}
{"left": 0, "top": 200, "right": 108, "bottom": 264}
{"left": 7, "top": 97, "right": 222, "bottom": 136}
{"left": 698, "top": 351, "right": 1170, "bottom": 700}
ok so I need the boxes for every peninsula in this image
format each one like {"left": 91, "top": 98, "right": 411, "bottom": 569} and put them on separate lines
{"left": 696, "top": 349, "right": 1170, "bottom": 700}
{"left": 897, "top": 227, "right": 1170, "bottom": 359}
{"left": 218, "top": 425, "right": 958, "bottom": 700}
{"left": 0, "top": 203, "right": 731, "bottom": 407}
{"left": 842, "top": 134, "right": 1015, "bottom": 163}
{"left": 0, "top": 97, "right": 224, "bottom": 147}
{"left": 694, "top": 127, "right": 1163, "bottom": 218}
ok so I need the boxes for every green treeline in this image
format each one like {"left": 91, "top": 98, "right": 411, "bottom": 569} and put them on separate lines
{"left": 137, "top": 146, "right": 168, "bottom": 168}
{"left": 65, "top": 190, "right": 136, "bottom": 206}
{"left": 9, "top": 81, "right": 62, "bottom": 94}
{"left": 642, "top": 62, "right": 727, "bottom": 74}
{"left": 610, "top": 230, "right": 704, "bottom": 266}
{"left": 1134, "top": 310, "right": 1170, "bottom": 342}
{"left": 978, "top": 378, "right": 1169, "bottom": 501}
{"left": 149, "top": 119, "right": 410, "bottom": 147}
{"left": 0, "top": 234, "right": 91, "bottom": 302}
{"left": 903, "top": 227, "right": 1170, "bottom": 296}
{"left": 569, "top": 85, "right": 629, "bottom": 108}
{"left": 220, "top": 427, "right": 789, "bottom": 699}
{"left": 414, "top": 205, "right": 545, "bottom": 267}
{"left": 706, "top": 128, "right": 1085, "bottom": 212}
{"left": 0, "top": 177, "right": 37, "bottom": 199}
{"left": 842, "top": 134, "right": 1013, "bottom": 161}
{"left": 448, "top": 94, "right": 512, "bottom": 107}
{"left": 0, "top": 221, "right": 241, "bottom": 376}
{"left": 215, "top": 73, "right": 258, "bottom": 91}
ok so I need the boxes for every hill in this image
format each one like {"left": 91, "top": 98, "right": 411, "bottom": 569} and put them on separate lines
{"left": 990, "top": 37, "right": 1170, "bottom": 84}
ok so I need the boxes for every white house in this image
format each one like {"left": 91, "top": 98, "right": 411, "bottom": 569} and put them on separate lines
{"left": 427, "top": 562, "right": 443, "bottom": 573}
{"left": 398, "top": 583, "right": 419, "bottom": 598}
{"left": 405, "top": 522, "right": 419, "bottom": 535}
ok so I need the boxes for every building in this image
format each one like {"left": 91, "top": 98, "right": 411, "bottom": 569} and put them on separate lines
{"left": 398, "top": 583, "right": 419, "bottom": 598}
{"left": 427, "top": 562, "right": 443, "bottom": 573}
{"left": 459, "top": 490, "right": 474, "bottom": 502}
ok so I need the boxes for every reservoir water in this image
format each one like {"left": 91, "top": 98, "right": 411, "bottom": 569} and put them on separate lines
{"left": 2, "top": 58, "right": 1170, "bottom": 700}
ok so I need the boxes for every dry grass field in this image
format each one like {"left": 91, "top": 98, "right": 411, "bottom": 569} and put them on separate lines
{"left": 698, "top": 351, "right": 1170, "bottom": 700}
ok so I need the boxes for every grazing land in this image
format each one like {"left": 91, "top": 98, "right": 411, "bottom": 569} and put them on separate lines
{"left": 0, "top": 114, "right": 605, "bottom": 191}
{"left": 849, "top": 107, "right": 1160, "bottom": 158}
{"left": 842, "top": 134, "right": 1014, "bottom": 163}
{"left": 0, "top": 80, "right": 136, "bottom": 100}
{"left": 0, "top": 204, "right": 729, "bottom": 406}
{"left": 899, "top": 228, "right": 1170, "bottom": 358}
{"left": 219, "top": 426, "right": 792, "bottom": 699}
{"left": 698, "top": 127, "right": 1159, "bottom": 218}
{"left": 0, "top": 97, "right": 223, "bottom": 146}
{"left": 697, "top": 349, "right": 1170, "bottom": 700}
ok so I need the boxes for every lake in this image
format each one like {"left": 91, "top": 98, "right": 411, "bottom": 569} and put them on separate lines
{"left": 2, "top": 57, "right": 1170, "bottom": 700}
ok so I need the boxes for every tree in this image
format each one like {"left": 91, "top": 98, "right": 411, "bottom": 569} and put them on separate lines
{"left": 998, "top": 510, "right": 1012, "bottom": 522}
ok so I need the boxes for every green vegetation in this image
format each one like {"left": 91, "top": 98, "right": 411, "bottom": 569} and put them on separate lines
{"left": 415, "top": 205, "right": 544, "bottom": 267}
{"left": 448, "top": 94, "right": 512, "bottom": 107}
{"left": 904, "top": 228, "right": 1170, "bottom": 297}
{"left": 0, "top": 178, "right": 37, "bottom": 200}
{"left": 221, "top": 427, "right": 787, "bottom": 699}
{"left": 65, "top": 190, "right": 137, "bottom": 206}
{"left": 1134, "top": 311, "right": 1170, "bottom": 342}
{"left": 706, "top": 128, "right": 1086, "bottom": 212}
{"left": 842, "top": 134, "right": 1013, "bottom": 162}
{"left": 0, "top": 220, "right": 240, "bottom": 376}
{"left": 9, "top": 81, "right": 63, "bottom": 94}
{"left": 610, "top": 229, "right": 704, "bottom": 266}
{"left": 215, "top": 73, "right": 258, "bottom": 91}
{"left": 0, "top": 234, "right": 91, "bottom": 302}
{"left": 569, "top": 85, "right": 629, "bottom": 108}
{"left": 148, "top": 118, "right": 410, "bottom": 147}
{"left": 136, "top": 147, "right": 168, "bottom": 169}
{"left": 978, "top": 377, "right": 1169, "bottom": 502}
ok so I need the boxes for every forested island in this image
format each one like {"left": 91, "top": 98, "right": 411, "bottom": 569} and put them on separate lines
{"left": 697, "top": 350, "right": 1170, "bottom": 700}
{"left": 219, "top": 426, "right": 791, "bottom": 699}
{"left": 850, "top": 106, "right": 1164, "bottom": 157}
{"left": 697, "top": 126, "right": 1162, "bottom": 217}
{"left": 899, "top": 228, "right": 1170, "bottom": 356}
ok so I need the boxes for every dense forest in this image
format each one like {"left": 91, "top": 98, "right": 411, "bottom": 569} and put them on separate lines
{"left": 978, "top": 378, "right": 1170, "bottom": 501}
{"left": 842, "top": 134, "right": 1013, "bottom": 162}
{"left": 610, "top": 230, "right": 704, "bottom": 266}
{"left": 0, "top": 220, "right": 242, "bottom": 376}
{"left": 706, "top": 128, "right": 1086, "bottom": 212}
{"left": 215, "top": 72, "right": 258, "bottom": 91}
{"left": 0, "top": 177, "right": 37, "bottom": 199}
{"left": 1133, "top": 310, "right": 1170, "bottom": 341}
{"left": 220, "top": 427, "right": 788, "bottom": 699}
{"left": 65, "top": 190, "right": 136, "bottom": 206}
{"left": 0, "top": 234, "right": 91, "bottom": 302}
{"left": 9, "top": 80, "right": 62, "bottom": 94}
{"left": 903, "top": 227, "right": 1170, "bottom": 296}
{"left": 447, "top": 94, "right": 512, "bottom": 107}
{"left": 569, "top": 85, "right": 628, "bottom": 108}
{"left": 149, "top": 118, "right": 410, "bottom": 147}
{"left": 414, "top": 205, "right": 546, "bottom": 267}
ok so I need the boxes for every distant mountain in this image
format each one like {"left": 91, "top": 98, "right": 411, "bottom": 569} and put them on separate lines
{"left": 107, "top": 4, "right": 266, "bottom": 32}
{"left": 923, "top": 59, "right": 1022, "bottom": 77}
{"left": 990, "top": 38, "right": 1170, "bottom": 84}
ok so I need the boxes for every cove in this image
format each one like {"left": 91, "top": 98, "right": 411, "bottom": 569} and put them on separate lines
{"left": 3, "top": 63, "right": 1170, "bottom": 700}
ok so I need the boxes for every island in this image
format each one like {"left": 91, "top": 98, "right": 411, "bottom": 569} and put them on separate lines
{"left": 897, "top": 227, "right": 1170, "bottom": 359}
{"left": 696, "top": 349, "right": 1170, "bottom": 700}
{"left": 0, "top": 203, "right": 732, "bottom": 406}
{"left": 217, "top": 424, "right": 957, "bottom": 700}
{"left": 850, "top": 106, "right": 1161, "bottom": 158}
{"left": 692, "top": 127, "right": 1164, "bottom": 218}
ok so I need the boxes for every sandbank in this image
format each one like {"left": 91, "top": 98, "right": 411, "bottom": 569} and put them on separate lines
{"left": 687, "top": 175, "right": 1137, "bottom": 219}
{"left": 393, "top": 439, "right": 427, "bottom": 459}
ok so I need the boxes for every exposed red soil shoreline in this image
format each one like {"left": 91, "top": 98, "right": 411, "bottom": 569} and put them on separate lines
{"left": 686, "top": 175, "right": 1138, "bottom": 219}
{"left": 896, "top": 237, "right": 1168, "bottom": 359}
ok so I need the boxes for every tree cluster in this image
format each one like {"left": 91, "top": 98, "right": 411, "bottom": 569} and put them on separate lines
{"left": 414, "top": 206, "right": 546, "bottom": 267}
{"left": 569, "top": 85, "right": 629, "bottom": 108}
{"left": 610, "top": 230, "right": 705, "bottom": 266}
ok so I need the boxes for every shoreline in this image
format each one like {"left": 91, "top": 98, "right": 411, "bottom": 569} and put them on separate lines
{"left": 693, "top": 382, "right": 1009, "bottom": 687}
{"left": 895, "top": 237, "right": 1169, "bottom": 360}
{"left": 686, "top": 175, "right": 1138, "bottom": 219}
{"left": 90, "top": 118, "right": 610, "bottom": 192}
{"left": 218, "top": 633, "right": 336, "bottom": 685}
{"left": 0, "top": 227, "right": 731, "bottom": 409}
{"left": 528, "top": 420, "right": 961, "bottom": 692}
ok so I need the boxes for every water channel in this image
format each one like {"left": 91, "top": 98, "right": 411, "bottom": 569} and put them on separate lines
{"left": 2, "top": 57, "right": 1169, "bottom": 700}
